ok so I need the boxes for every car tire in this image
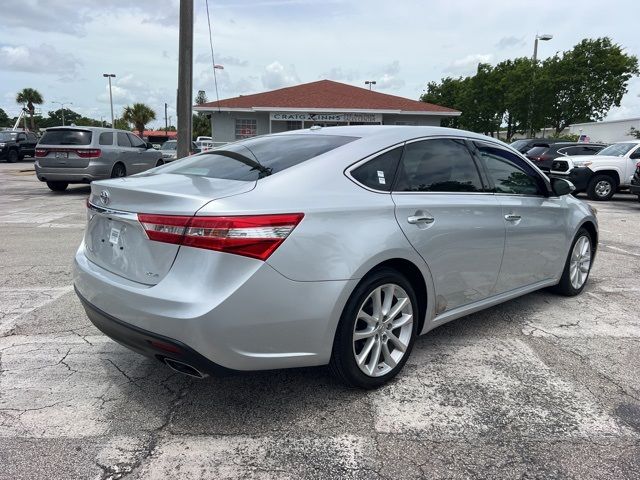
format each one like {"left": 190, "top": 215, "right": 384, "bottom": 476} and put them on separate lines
{"left": 110, "top": 163, "right": 126, "bottom": 178}
{"left": 550, "top": 227, "right": 593, "bottom": 297}
{"left": 586, "top": 174, "right": 616, "bottom": 201}
{"left": 329, "top": 268, "right": 419, "bottom": 389}
{"left": 156, "top": 159, "right": 164, "bottom": 167}
{"left": 46, "top": 181, "right": 68, "bottom": 192}
{"left": 7, "top": 150, "right": 18, "bottom": 163}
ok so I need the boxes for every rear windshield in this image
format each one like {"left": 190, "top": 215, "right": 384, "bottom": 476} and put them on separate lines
{"left": 510, "top": 140, "right": 527, "bottom": 150}
{"left": 40, "top": 129, "right": 92, "bottom": 146}
{"left": 0, "top": 132, "right": 18, "bottom": 142}
{"left": 526, "top": 146, "right": 549, "bottom": 156}
{"left": 160, "top": 134, "right": 358, "bottom": 181}
{"left": 597, "top": 143, "right": 636, "bottom": 157}
{"left": 161, "top": 141, "right": 177, "bottom": 150}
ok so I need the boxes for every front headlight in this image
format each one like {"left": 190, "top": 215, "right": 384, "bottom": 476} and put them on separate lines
{"left": 573, "top": 160, "right": 593, "bottom": 168}
{"left": 0, "top": 142, "right": 6, "bottom": 148}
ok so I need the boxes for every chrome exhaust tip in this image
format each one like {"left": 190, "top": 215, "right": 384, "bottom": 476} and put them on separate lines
{"left": 163, "top": 358, "right": 207, "bottom": 379}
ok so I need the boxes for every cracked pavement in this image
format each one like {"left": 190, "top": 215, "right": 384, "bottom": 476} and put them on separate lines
{"left": 0, "top": 162, "right": 639, "bottom": 479}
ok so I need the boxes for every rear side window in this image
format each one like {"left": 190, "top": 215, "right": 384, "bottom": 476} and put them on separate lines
{"left": 99, "top": 132, "right": 113, "bottom": 145}
{"left": 117, "top": 132, "right": 131, "bottom": 147}
{"left": 394, "top": 138, "right": 483, "bottom": 192}
{"left": 162, "top": 134, "right": 358, "bottom": 181}
{"left": 40, "top": 129, "right": 92, "bottom": 146}
{"left": 351, "top": 146, "right": 403, "bottom": 191}
{"left": 526, "top": 146, "right": 549, "bottom": 156}
{"left": 128, "top": 133, "right": 146, "bottom": 148}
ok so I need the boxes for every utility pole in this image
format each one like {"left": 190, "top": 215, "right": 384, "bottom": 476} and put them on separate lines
{"left": 527, "top": 34, "right": 553, "bottom": 138}
{"left": 103, "top": 73, "right": 116, "bottom": 127}
{"left": 164, "top": 102, "right": 168, "bottom": 133}
{"left": 176, "top": 0, "right": 193, "bottom": 159}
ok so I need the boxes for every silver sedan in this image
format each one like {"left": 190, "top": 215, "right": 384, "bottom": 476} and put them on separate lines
{"left": 73, "top": 126, "right": 597, "bottom": 388}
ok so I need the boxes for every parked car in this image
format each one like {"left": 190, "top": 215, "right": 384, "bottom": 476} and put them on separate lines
{"left": 525, "top": 142, "right": 606, "bottom": 171}
{"left": 195, "top": 140, "right": 214, "bottom": 152}
{"left": 0, "top": 130, "right": 38, "bottom": 162}
{"left": 196, "top": 136, "right": 213, "bottom": 142}
{"left": 510, "top": 137, "right": 564, "bottom": 154}
{"left": 34, "top": 127, "right": 163, "bottom": 192}
{"left": 630, "top": 160, "right": 640, "bottom": 202}
{"left": 74, "top": 126, "right": 597, "bottom": 388}
{"left": 159, "top": 140, "right": 201, "bottom": 161}
{"left": 549, "top": 140, "right": 640, "bottom": 200}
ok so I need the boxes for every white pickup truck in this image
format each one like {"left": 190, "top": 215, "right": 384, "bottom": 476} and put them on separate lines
{"left": 549, "top": 140, "right": 640, "bottom": 200}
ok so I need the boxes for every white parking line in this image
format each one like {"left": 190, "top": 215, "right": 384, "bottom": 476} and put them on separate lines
{"left": 601, "top": 244, "right": 640, "bottom": 257}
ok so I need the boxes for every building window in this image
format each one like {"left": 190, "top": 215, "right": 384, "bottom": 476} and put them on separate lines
{"left": 235, "top": 119, "right": 257, "bottom": 139}
{"left": 286, "top": 121, "right": 303, "bottom": 131}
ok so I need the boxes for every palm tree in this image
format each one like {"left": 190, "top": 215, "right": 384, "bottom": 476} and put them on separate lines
{"left": 122, "top": 103, "right": 156, "bottom": 136}
{"left": 16, "top": 88, "right": 44, "bottom": 131}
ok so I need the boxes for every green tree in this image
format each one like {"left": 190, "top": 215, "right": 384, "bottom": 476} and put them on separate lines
{"left": 15, "top": 87, "right": 44, "bottom": 131}
{"left": 539, "top": 37, "right": 639, "bottom": 134}
{"left": 0, "top": 108, "right": 9, "bottom": 127}
{"left": 629, "top": 127, "right": 640, "bottom": 139}
{"left": 192, "top": 90, "right": 211, "bottom": 139}
{"left": 122, "top": 103, "right": 156, "bottom": 135}
{"left": 420, "top": 77, "right": 465, "bottom": 128}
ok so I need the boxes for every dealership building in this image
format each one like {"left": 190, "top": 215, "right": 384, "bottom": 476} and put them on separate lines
{"left": 194, "top": 80, "right": 460, "bottom": 144}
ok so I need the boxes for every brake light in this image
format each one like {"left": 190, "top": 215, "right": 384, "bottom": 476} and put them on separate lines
{"left": 76, "top": 149, "right": 101, "bottom": 158}
{"left": 137, "top": 213, "right": 304, "bottom": 261}
{"left": 636, "top": 161, "right": 640, "bottom": 169}
{"left": 35, "top": 148, "right": 47, "bottom": 157}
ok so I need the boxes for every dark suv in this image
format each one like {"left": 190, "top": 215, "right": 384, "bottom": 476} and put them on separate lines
{"left": 0, "top": 130, "right": 39, "bottom": 162}
{"left": 631, "top": 160, "right": 640, "bottom": 202}
{"left": 510, "top": 138, "right": 565, "bottom": 154}
{"left": 525, "top": 142, "right": 606, "bottom": 171}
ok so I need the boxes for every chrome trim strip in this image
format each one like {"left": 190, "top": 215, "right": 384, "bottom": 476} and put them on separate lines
{"left": 87, "top": 202, "right": 138, "bottom": 221}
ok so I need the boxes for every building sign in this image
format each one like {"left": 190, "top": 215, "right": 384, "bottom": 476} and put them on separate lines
{"left": 270, "top": 112, "right": 382, "bottom": 123}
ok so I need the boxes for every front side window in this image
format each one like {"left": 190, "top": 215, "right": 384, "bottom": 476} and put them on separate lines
{"left": 476, "top": 144, "right": 544, "bottom": 196}
{"left": 351, "top": 146, "right": 403, "bottom": 192}
{"left": 117, "top": 132, "right": 131, "bottom": 147}
{"left": 394, "top": 138, "right": 483, "bottom": 193}
{"left": 235, "top": 119, "right": 257, "bottom": 139}
{"left": 99, "top": 132, "right": 113, "bottom": 145}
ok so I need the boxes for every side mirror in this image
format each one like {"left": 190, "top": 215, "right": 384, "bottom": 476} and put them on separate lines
{"left": 551, "top": 177, "right": 575, "bottom": 196}
{"left": 145, "top": 142, "right": 153, "bottom": 149}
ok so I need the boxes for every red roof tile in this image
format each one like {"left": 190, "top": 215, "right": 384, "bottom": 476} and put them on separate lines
{"left": 195, "top": 80, "right": 458, "bottom": 114}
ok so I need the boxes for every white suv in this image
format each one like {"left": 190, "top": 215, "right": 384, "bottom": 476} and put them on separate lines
{"left": 549, "top": 140, "right": 640, "bottom": 200}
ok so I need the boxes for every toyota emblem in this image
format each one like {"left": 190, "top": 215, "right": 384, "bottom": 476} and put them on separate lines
{"left": 99, "top": 190, "right": 110, "bottom": 206}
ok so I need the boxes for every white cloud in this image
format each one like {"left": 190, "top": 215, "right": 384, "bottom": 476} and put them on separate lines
{"left": 261, "top": 61, "right": 300, "bottom": 89}
{"left": 321, "top": 67, "right": 359, "bottom": 82}
{"left": 0, "top": 44, "right": 82, "bottom": 76}
{"left": 444, "top": 54, "right": 493, "bottom": 75}
{"left": 495, "top": 36, "right": 526, "bottom": 50}
{"left": 374, "top": 61, "right": 404, "bottom": 90}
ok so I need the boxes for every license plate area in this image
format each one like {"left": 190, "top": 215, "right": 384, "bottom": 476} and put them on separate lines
{"left": 55, "top": 151, "right": 69, "bottom": 159}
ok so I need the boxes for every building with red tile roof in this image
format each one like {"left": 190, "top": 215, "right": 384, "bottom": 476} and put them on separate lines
{"left": 193, "top": 80, "right": 460, "bottom": 143}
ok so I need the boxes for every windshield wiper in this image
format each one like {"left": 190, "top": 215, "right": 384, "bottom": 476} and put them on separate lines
{"left": 210, "top": 150, "right": 272, "bottom": 178}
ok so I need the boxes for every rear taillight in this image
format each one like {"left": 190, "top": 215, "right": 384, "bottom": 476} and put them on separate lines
{"left": 76, "top": 149, "right": 101, "bottom": 158}
{"left": 137, "top": 213, "right": 304, "bottom": 261}
{"left": 35, "top": 148, "right": 47, "bottom": 157}
{"left": 636, "top": 161, "right": 640, "bottom": 169}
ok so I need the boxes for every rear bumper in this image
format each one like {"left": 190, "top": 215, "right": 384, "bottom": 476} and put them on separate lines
{"left": 630, "top": 184, "right": 640, "bottom": 195}
{"left": 549, "top": 167, "right": 593, "bottom": 192}
{"left": 34, "top": 160, "right": 111, "bottom": 183}
{"left": 73, "top": 242, "right": 356, "bottom": 371}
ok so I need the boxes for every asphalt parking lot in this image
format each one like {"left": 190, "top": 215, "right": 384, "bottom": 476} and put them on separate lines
{"left": 1, "top": 161, "right": 639, "bottom": 480}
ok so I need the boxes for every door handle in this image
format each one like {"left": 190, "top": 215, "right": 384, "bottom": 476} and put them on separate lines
{"left": 504, "top": 214, "right": 521, "bottom": 221}
{"left": 407, "top": 215, "right": 435, "bottom": 225}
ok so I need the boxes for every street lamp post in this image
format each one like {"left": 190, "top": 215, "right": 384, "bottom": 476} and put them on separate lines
{"left": 103, "top": 73, "right": 116, "bottom": 127}
{"left": 528, "top": 33, "right": 553, "bottom": 137}
{"left": 365, "top": 80, "right": 376, "bottom": 90}
{"left": 52, "top": 101, "right": 73, "bottom": 126}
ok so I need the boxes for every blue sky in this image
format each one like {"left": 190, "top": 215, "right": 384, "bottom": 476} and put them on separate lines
{"left": 2, "top": 0, "right": 639, "bottom": 129}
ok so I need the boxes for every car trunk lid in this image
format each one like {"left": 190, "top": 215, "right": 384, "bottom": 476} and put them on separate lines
{"left": 84, "top": 173, "right": 255, "bottom": 285}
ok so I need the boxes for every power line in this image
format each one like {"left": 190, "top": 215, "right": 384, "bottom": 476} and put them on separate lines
{"left": 205, "top": 0, "right": 221, "bottom": 113}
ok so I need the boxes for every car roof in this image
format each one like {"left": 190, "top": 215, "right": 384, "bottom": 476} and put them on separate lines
{"left": 44, "top": 126, "right": 134, "bottom": 134}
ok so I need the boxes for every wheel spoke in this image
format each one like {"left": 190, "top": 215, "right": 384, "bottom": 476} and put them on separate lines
{"left": 381, "top": 285, "right": 395, "bottom": 316}
{"left": 353, "top": 327, "right": 376, "bottom": 341}
{"left": 387, "top": 297, "right": 408, "bottom": 321}
{"left": 387, "top": 331, "right": 407, "bottom": 353}
{"left": 392, "top": 313, "right": 412, "bottom": 329}
{"left": 356, "top": 337, "right": 375, "bottom": 366}
{"left": 366, "top": 338, "right": 382, "bottom": 375}
{"left": 358, "top": 311, "right": 377, "bottom": 326}
{"left": 372, "top": 288, "right": 382, "bottom": 320}
{"left": 382, "top": 342, "right": 397, "bottom": 368}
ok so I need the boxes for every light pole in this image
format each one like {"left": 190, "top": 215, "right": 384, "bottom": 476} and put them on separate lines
{"left": 528, "top": 33, "right": 553, "bottom": 137}
{"left": 103, "top": 73, "right": 116, "bottom": 127}
{"left": 365, "top": 80, "right": 376, "bottom": 90}
{"left": 52, "top": 101, "right": 72, "bottom": 126}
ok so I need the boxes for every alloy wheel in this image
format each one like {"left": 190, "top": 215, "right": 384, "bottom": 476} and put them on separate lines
{"left": 569, "top": 235, "right": 591, "bottom": 289}
{"left": 594, "top": 180, "right": 612, "bottom": 198}
{"left": 352, "top": 283, "right": 413, "bottom": 377}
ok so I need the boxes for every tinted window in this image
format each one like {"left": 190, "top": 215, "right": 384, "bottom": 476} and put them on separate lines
{"left": 27, "top": 133, "right": 38, "bottom": 142}
{"left": 526, "top": 146, "right": 548, "bottom": 156}
{"left": 557, "top": 146, "right": 580, "bottom": 156}
{"left": 0, "top": 132, "right": 17, "bottom": 142}
{"left": 351, "top": 147, "right": 403, "bottom": 191}
{"left": 161, "top": 134, "right": 358, "bottom": 180}
{"left": 581, "top": 146, "right": 604, "bottom": 155}
{"left": 161, "top": 141, "right": 176, "bottom": 151}
{"left": 99, "top": 132, "right": 113, "bottom": 145}
{"left": 40, "top": 129, "right": 92, "bottom": 145}
{"left": 394, "top": 138, "right": 482, "bottom": 192}
{"left": 477, "top": 145, "right": 544, "bottom": 196}
{"left": 117, "top": 132, "right": 131, "bottom": 147}
{"left": 128, "top": 133, "right": 146, "bottom": 148}
{"left": 17, "top": 133, "right": 26, "bottom": 141}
